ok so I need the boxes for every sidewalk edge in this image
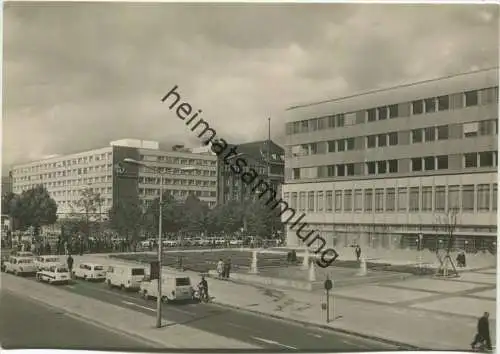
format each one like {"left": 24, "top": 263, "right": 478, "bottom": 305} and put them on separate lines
{"left": 2, "top": 287, "right": 168, "bottom": 349}
{"left": 210, "top": 299, "right": 421, "bottom": 350}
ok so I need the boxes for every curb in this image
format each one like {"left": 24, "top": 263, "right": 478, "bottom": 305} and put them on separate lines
{"left": 2, "top": 282, "right": 169, "bottom": 349}
{"left": 209, "top": 299, "right": 421, "bottom": 350}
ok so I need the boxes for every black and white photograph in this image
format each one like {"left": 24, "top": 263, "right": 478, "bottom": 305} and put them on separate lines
{"left": 1, "top": 1, "right": 498, "bottom": 352}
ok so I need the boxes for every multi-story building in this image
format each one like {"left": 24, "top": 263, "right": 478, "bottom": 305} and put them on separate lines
{"left": 282, "top": 67, "right": 498, "bottom": 250}
{"left": 10, "top": 139, "right": 217, "bottom": 218}
{"left": 214, "top": 139, "right": 285, "bottom": 205}
{"left": 2, "top": 174, "right": 13, "bottom": 196}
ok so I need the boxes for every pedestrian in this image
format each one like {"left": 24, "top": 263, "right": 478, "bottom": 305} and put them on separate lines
{"left": 216, "top": 259, "right": 224, "bottom": 279}
{"left": 355, "top": 245, "right": 362, "bottom": 262}
{"left": 471, "top": 312, "right": 492, "bottom": 350}
{"left": 198, "top": 275, "right": 209, "bottom": 302}
{"left": 226, "top": 258, "right": 231, "bottom": 279}
{"left": 67, "top": 254, "right": 74, "bottom": 275}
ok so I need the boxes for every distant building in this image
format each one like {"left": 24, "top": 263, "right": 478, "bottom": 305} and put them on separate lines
{"left": 2, "top": 174, "right": 13, "bottom": 196}
{"left": 214, "top": 139, "right": 285, "bottom": 205}
{"left": 282, "top": 67, "right": 498, "bottom": 250}
{"left": 10, "top": 139, "right": 218, "bottom": 218}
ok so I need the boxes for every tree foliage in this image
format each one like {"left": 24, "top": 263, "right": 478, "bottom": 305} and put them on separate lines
{"left": 72, "top": 187, "right": 104, "bottom": 220}
{"left": 108, "top": 200, "right": 144, "bottom": 241}
{"left": 245, "top": 199, "right": 283, "bottom": 238}
{"left": 9, "top": 185, "right": 58, "bottom": 237}
{"left": 145, "top": 192, "right": 184, "bottom": 235}
{"left": 182, "top": 193, "right": 209, "bottom": 235}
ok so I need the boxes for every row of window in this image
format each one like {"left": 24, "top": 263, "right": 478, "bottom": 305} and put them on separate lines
{"left": 141, "top": 188, "right": 216, "bottom": 198}
{"left": 142, "top": 154, "right": 217, "bottom": 166}
{"left": 284, "top": 183, "right": 498, "bottom": 214}
{"left": 291, "top": 120, "right": 497, "bottom": 157}
{"left": 142, "top": 197, "right": 216, "bottom": 209}
{"left": 286, "top": 86, "right": 499, "bottom": 135}
{"left": 290, "top": 151, "right": 497, "bottom": 180}
{"left": 12, "top": 153, "right": 114, "bottom": 175}
{"left": 139, "top": 166, "right": 216, "bottom": 177}
{"left": 140, "top": 177, "right": 216, "bottom": 188}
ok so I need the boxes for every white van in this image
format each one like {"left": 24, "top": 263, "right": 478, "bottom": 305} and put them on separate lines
{"left": 139, "top": 274, "right": 193, "bottom": 303}
{"left": 105, "top": 265, "right": 146, "bottom": 290}
{"left": 74, "top": 263, "right": 107, "bottom": 281}
{"left": 4, "top": 256, "right": 38, "bottom": 276}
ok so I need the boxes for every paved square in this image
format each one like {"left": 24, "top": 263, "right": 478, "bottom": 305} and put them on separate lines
{"left": 470, "top": 289, "right": 496, "bottom": 300}
{"left": 479, "top": 268, "right": 497, "bottom": 274}
{"left": 458, "top": 272, "right": 497, "bottom": 284}
{"left": 390, "top": 278, "right": 482, "bottom": 293}
{"left": 411, "top": 297, "right": 496, "bottom": 318}
{"left": 332, "top": 285, "right": 434, "bottom": 304}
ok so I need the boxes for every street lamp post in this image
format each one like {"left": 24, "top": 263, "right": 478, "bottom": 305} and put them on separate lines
{"left": 123, "top": 158, "right": 195, "bottom": 328}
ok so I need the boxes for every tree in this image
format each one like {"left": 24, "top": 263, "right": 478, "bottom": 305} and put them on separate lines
{"left": 9, "top": 185, "right": 58, "bottom": 239}
{"left": 182, "top": 193, "right": 209, "bottom": 235}
{"left": 245, "top": 199, "right": 283, "bottom": 239}
{"left": 434, "top": 208, "right": 459, "bottom": 277}
{"left": 71, "top": 187, "right": 104, "bottom": 240}
{"left": 108, "top": 200, "right": 144, "bottom": 242}
{"left": 145, "top": 192, "right": 184, "bottom": 236}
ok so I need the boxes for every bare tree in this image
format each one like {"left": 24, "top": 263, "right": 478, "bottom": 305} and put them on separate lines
{"left": 434, "top": 207, "right": 459, "bottom": 277}
{"left": 70, "top": 187, "right": 104, "bottom": 241}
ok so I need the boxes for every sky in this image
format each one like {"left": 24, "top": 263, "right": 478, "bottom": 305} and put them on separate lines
{"left": 3, "top": 2, "right": 499, "bottom": 171}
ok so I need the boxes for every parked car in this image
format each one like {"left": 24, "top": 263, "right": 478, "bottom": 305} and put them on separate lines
{"left": 163, "top": 240, "right": 178, "bottom": 248}
{"left": 229, "top": 239, "right": 243, "bottom": 246}
{"left": 11, "top": 251, "right": 35, "bottom": 258}
{"left": 73, "top": 263, "right": 107, "bottom": 281}
{"left": 140, "top": 274, "right": 194, "bottom": 303}
{"left": 106, "top": 265, "right": 146, "bottom": 290}
{"left": 36, "top": 264, "right": 71, "bottom": 285}
{"left": 34, "top": 255, "right": 62, "bottom": 271}
{"left": 3, "top": 256, "right": 37, "bottom": 276}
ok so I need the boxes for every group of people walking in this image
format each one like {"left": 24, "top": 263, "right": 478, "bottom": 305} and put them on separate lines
{"left": 216, "top": 258, "right": 232, "bottom": 279}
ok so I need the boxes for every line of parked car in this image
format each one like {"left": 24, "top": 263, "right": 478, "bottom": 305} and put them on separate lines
{"left": 1, "top": 251, "right": 200, "bottom": 304}
{"left": 140, "top": 237, "right": 245, "bottom": 248}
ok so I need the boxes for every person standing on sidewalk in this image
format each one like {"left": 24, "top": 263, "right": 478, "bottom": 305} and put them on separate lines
{"left": 216, "top": 259, "right": 224, "bottom": 279}
{"left": 67, "top": 254, "right": 74, "bottom": 278}
{"left": 226, "top": 258, "right": 232, "bottom": 279}
{"left": 471, "top": 312, "right": 492, "bottom": 350}
{"left": 355, "top": 245, "right": 362, "bottom": 262}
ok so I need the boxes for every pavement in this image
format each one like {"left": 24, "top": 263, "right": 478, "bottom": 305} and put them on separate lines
{"left": 74, "top": 252, "right": 497, "bottom": 351}
{"left": 0, "top": 291, "right": 152, "bottom": 350}
{"left": 0, "top": 268, "right": 393, "bottom": 351}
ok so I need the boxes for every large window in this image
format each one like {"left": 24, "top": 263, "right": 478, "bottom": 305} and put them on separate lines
{"left": 421, "top": 187, "right": 432, "bottom": 211}
{"left": 465, "top": 90, "right": 478, "bottom": 107}
{"left": 367, "top": 109, "right": 377, "bottom": 122}
{"left": 409, "top": 187, "right": 419, "bottom": 211}
{"left": 424, "top": 156, "right": 435, "bottom": 171}
{"left": 308, "top": 192, "right": 315, "bottom": 212}
{"left": 435, "top": 186, "right": 446, "bottom": 212}
{"left": 448, "top": 185, "right": 460, "bottom": 211}
{"left": 344, "top": 190, "right": 353, "bottom": 212}
{"left": 437, "top": 95, "right": 449, "bottom": 111}
{"left": 367, "top": 135, "right": 376, "bottom": 148}
{"left": 425, "top": 98, "right": 436, "bottom": 113}
{"left": 388, "top": 160, "right": 398, "bottom": 173}
{"left": 477, "top": 184, "right": 490, "bottom": 212}
{"left": 437, "top": 125, "right": 449, "bottom": 140}
{"left": 367, "top": 162, "right": 376, "bottom": 175}
{"left": 398, "top": 188, "right": 407, "bottom": 211}
{"left": 290, "top": 192, "right": 298, "bottom": 209}
{"left": 334, "top": 191, "right": 342, "bottom": 212}
{"left": 377, "top": 161, "right": 387, "bottom": 174}
{"left": 364, "top": 189, "right": 373, "bottom": 212}
{"left": 479, "top": 151, "right": 494, "bottom": 167}
{"left": 354, "top": 189, "right": 363, "bottom": 212}
{"left": 462, "top": 185, "right": 474, "bottom": 211}
{"left": 437, "top": 155, "right": 448, "bottom": 170}
{"left": 412, "top": 129, "right": 423, "bottom": 143}
{"left": 378, "top": 134, "right": 387, "bottom": 147}
{"left": 464, "top": 153, "right": 477, "bottom": 168}
{"left": 424, "top": 127, "right": 435, "bottom": 142}
{"left": 388, "top": 132, "right": 398, "bottom": 146}
{"left": 386, "top": 188, "right": 395, "bottom": 211}
{"left": 493, "top": 184, "right": 497, "bottom": 211}
{"left": 299, "top": 192, "right": 306, "bottom": 211}
{"left": 326, "top": 191, "right": 333, "bottom": 211}
{"left": 375, "top": 189, "right": 384, "bottom": 212}
{"left": 412, "top": 100, "right": 424, "bottom": 115}
{"left": 378, "top": 107, "right": 388, "bottom": 120}
{"left": 412, "top": 158, "right": 422, "bottom": 172}
{"left": 316, "top": 191, "right": 324, "bottom": 212}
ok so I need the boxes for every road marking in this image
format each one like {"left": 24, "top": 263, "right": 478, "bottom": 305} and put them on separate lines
{"left": 341, "top": 339, "right": 371, "bottom": 348}
{"left": 122, "top": 300, "right": 155, "bottom": 312}
{"left": 307, "top": 333, "right": 322, "bottom": 338}
{"left": 228, "top": 321, "right": 251, "bottom": 330}
{"left": 251, "top": 336, "right": 297, "bottom": 350}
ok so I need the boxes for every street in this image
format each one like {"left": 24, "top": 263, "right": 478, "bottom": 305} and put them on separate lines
{"left": 52, "top": 276, "right": 395, "bottom": 350}
{"left": 0, "top": 290, "right": 153, "bottom": 350}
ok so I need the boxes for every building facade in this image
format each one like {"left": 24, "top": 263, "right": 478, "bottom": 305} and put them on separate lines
{"left": 214, "top": 139, "right": 285, "bottom": 205}
{"left": 282, "top": 68, "right": 498, "bottom": 250}
{"left": 10, "top": 139, "right": 217, "bottom": 218}
{"left": 2, "top": 175, "right": 13, "bottom": 196}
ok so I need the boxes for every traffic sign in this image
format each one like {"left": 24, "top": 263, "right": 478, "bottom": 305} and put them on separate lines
{"left": 324, "top": 279, "right": 333, "bottom": 290}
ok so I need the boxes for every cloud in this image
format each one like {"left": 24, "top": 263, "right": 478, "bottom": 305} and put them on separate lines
{"left": 3, "top": 2, "right": 498, "bottom": 170}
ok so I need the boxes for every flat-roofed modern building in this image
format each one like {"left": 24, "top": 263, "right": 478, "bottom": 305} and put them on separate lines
{"left": 10, "top": 139, "right": 217, "bottom": 218}
{"left": 282, "top": 67, "right": 498, "bottom": 251}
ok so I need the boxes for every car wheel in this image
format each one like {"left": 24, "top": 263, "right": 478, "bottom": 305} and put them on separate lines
{"left": 161, "top": 296, "right": 169, "bottom": 304}
{"left": 120, "top": 284, "right": 124, "bottom": 291}
{"left": 107, "top": 280, "right": 112, "bottom": 288}
{"left": 83, "top": 275, "right": 87, "bottom": 281}
{"left": 143, "top": 290, "right": 149, "bottom": 300}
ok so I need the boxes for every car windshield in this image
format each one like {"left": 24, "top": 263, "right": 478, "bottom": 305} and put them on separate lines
{"left": 94, "top": 266, "right": 104, "bottom": 270}
{"left": 46, "top": 258, "right": 59, "bottom": 262}
{"left": 57, "top": 267, "right": 68, "bottom": 272}
{"left": 131, "top": 268, "right": 145, "bottom": 276}
{"left": 176, "top": 277, "right": 191, "bottom": 286}
{"left": 18, "top": 259, "right": 33, "bottom": 264}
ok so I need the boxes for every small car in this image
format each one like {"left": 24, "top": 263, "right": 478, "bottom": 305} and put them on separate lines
{"left": 34, "top": 255, "right": 62, "bottom": 271}
{"left": 3, "top": 256, "right": 38, "bottom": 276}
{"left": 36, "top": 264, "right": 71, "bottom": 285}
{"left": 73, "top": 263, "right": 107, "bottom": 281}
